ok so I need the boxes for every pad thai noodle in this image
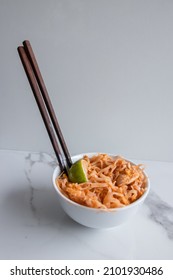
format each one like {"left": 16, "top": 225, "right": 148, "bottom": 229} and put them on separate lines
{"left": 56, "top": 154, "right": 147, "bottom": 209}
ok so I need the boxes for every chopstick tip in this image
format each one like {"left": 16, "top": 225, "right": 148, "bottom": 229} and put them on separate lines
{"left": 23, "top": 40, "right": 30, "bottom": 46}
{"left": 17, "top": 46, "right": 24, "bottom": 53}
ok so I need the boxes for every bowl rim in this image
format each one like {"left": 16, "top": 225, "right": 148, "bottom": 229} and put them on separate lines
{"left": 52, "top": 152, "right": 150, "bottom": 212}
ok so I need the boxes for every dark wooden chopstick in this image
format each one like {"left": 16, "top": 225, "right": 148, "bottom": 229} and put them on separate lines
{"left": 22, "top": 40, "right": 72, "bottom": 169}
{"left": 17, "top": 43, "right": 72, "bottom": 173}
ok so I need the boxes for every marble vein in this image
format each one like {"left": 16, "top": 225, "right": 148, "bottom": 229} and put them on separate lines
{"left": 25, "top": 152, "right": 57, "bottom": 169}
{"left": 145, "top": 191, "right": 173, "bottom": 240}
{"left": 24, "top": 152, "right": 58, "bottom": 223}
{"left": 24, "top": 153, "right": 37, "bottom": 220}
{"left": 24, "top": 169, "right": 36, "bottom": 217}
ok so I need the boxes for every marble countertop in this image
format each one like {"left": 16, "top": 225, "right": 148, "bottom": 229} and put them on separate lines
{"left": 0, "top": 150, "right": 173, "bottom": 260}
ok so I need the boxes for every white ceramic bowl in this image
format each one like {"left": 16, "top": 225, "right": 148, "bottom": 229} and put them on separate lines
{"left": 52, "top": 153, "right": 150, "bottom": 229}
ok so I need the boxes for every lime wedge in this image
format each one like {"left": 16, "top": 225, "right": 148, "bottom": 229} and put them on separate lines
{"left": 68, "top": 159, "right": 88, "bottom": 183}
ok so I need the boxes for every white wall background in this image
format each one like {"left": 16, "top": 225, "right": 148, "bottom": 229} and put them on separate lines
{"left": 0, "top": 0, "right": 173, "bottom": 161}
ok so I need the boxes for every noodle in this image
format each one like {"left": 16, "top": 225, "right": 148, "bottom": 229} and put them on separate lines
{"left": 56, "top": 154, "right": 147, "bottom": 209}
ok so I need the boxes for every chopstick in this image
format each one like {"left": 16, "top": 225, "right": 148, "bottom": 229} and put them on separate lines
{"left": 22, "top": 40, "right": 72, "bottom": 169}
{"left": 17, "top": 41, "right": 72, "bottom": 173}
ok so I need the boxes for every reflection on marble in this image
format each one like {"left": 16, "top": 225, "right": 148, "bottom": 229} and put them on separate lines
{"left": 0, "top": 150, "right": 173, "bottom": 259}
